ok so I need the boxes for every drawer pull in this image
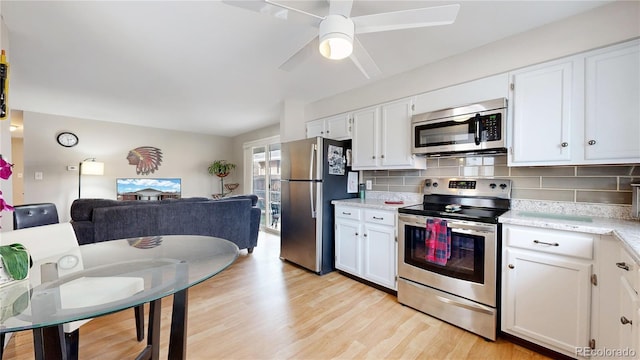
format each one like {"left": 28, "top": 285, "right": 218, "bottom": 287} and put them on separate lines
{"left": 508, "top": 264, "right": 515, "bottom": 269}
{"left": 620, "top": 316, "right": 633, "bottom": 325}
{"left": 533, "top": 240, "right": 559, "bottom": 246}
{"left": 342, "top": 212, "right": 352, "bottom": 215}
{"left": 372, "top": 216, "right": 384, "bottom": 220}
{"left": 616, "top": 262, "right": 630, "bottom": 271}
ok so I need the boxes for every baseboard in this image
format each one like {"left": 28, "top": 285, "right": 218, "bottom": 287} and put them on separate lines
{"left": 499, "top": 331, "right": 576, "bottom": 360}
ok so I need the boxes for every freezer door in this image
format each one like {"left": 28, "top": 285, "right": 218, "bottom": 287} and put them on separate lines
{"left": 280, "top": 180, "right": 322, "bottom": 272}
{"left": 282, "top": 137, "right": 322, "bottom": 181}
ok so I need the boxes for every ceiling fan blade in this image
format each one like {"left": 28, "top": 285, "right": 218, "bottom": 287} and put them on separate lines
{"left": 222, "top": 0, "right": 323, "bottom": 27}
{"left": 329, "top": 0, "right": 353, "bottom": 17}
{"left": 349, "top": 36, "right": 381, "bottom": 80}
{"left": 352, "top": 4, "right": 460, "bottom": 34}
{"left": 279, "top": 36, "right": 319, "bottom": 72}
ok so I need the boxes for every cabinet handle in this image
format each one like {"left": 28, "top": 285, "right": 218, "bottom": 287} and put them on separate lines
{"left": 372, "top": 216, "right": 384, "bottom": 220}
{"left": 616, "top": 262, "right": 630, "bottom": 271}
{"left": 381, "top": 155, "right": 385, "bottom": 159}
{"left": 342, "top": 212, "right": 351, "bottom": 215}
{"left": 372, "top": 155, "right": 376, "bottom": 159}
{"left": 588, "top": 139, "right": 596, "bottom": 145}
{"left": 364, "top": 233, "right": 367, "bottom": 237}
{"left": 561, "top": 142, "right": 568, "bottom": 147}
{"left": 621, "top": 316, "right": 633, "bottom": 325}
{"left": 355, "top": 232, "right": 359, "bottom": 236}
{"left": 326, "top": 130, "right": 330, "bottom": 134}
{"left": 533, "top": 240, "right": 559, "bottom": 246}
{"left": 508, "top": 264, "right": 515, "bottom": 269}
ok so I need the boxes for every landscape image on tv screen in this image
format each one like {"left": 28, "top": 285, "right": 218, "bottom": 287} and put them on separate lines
{"left": 116, "top": 178, "right": 181, "bottom": 200}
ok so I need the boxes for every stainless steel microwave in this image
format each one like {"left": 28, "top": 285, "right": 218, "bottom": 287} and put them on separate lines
{"left": 411, "top": 98, "right": 507, "bottom": 156}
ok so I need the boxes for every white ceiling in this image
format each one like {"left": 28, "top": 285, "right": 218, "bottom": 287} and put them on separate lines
{"left": 1, "top": 0, "right": 611, "bottom": 137}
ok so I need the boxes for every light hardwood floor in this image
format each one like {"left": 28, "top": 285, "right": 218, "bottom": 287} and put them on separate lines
{"left": 4, "top": 232, "right": 550, "bottom": 359}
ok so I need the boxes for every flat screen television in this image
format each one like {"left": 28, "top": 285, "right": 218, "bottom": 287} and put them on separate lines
{"left": 116, "top": 178, "right": 181, "bottom": 200}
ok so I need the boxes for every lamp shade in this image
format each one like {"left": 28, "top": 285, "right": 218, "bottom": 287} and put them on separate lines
{"left": 81, "top": 161, "right": 104, "bottom": 175}
{"left": 318, "top": 15, "right": 354, "bottom": 60}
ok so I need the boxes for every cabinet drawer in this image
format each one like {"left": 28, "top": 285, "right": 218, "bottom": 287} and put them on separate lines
{"left": 364, "top": 209, "right": 395, "bottom": 226}
{"left": 335, "top": 206, "right": 361, "bottom": 221}
{"left": 504, "top": 225, "right": 594, "bottom": 260}
{"left": 617, "top": 247, "right": 639, "bottom": 293}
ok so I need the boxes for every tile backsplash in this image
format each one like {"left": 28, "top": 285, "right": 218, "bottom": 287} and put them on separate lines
{"left": 362, "top": 155, "right": 640, "bottom": 206}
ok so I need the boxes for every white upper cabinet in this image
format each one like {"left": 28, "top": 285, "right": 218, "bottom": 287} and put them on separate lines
{"left": 352, "top": 97, "right": 426, "bottom": 170}
{"left": 306, "top": 113, "right": 352, "bottom": 140}
{"left": 584, "top": 42, "right": 640, "bottom": 161}
{"left": 508, "top": 39, "right": 640, "bottom": 166}
{"left": 508, "top": 59, "right": 575, "bottom": 164}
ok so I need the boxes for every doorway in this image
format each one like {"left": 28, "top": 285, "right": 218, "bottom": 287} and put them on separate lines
{"left": 245, "top": 138, "right": 281, "bottom": 233}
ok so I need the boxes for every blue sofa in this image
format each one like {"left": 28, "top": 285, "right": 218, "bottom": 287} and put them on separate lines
{"left": 70, "top": 195, "right": 260, "bottom": 252}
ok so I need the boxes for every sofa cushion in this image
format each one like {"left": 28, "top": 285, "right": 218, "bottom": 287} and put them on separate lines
{"left": 93, "top": 204, "right": 162, "bottom": 242}
{"left": 157, "top": 200, "right": 251, "bottom": 249}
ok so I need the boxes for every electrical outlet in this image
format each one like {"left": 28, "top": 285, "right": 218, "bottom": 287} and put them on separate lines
{"left": 35, "top": 171, "right": 43, "bottom": 180}
{"left": 366, "top": 180, "right": 372, "bottom": 190}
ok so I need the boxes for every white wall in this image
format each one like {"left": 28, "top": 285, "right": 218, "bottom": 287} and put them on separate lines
{"left": 22, "top": 111, "right": 233, "bottom": 222}
{"left": 294, "top": 1, "right": 639, "bottom": 135}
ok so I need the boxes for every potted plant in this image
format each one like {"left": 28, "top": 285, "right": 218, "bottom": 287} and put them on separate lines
{"left": 208, "top": 160, "right": 236, "bottom": 197}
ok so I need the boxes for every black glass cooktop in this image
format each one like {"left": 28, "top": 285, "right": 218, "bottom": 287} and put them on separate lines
{"left": 398, "top": 195, "right": 510, "bottom": 224}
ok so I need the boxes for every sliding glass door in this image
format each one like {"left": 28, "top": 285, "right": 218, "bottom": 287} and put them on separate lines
{"left": 247, "top": 139, "right": 281, "bottom": 232}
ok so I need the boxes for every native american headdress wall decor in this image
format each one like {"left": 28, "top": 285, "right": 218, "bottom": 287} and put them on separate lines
{"left": 126, "top": 146, "right": 163, "bottom": 175}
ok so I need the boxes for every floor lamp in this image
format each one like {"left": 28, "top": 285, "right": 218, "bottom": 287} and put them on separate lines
{"left": 78, "top": 158, "right": 104, "bottom": 198}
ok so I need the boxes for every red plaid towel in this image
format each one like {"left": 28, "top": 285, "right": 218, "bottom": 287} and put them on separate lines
{"left": 425, "top": 218, "right": 451, "bottom": 265}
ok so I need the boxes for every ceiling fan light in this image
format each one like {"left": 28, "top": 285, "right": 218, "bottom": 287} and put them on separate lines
{"left": 318, "top": 15, "right": 354, "bottom": 60}
{"left": 319, "top": 34, "right": 353, "bottom": 60}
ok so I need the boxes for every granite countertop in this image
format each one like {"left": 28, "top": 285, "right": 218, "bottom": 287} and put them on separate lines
{"left": 331, "top": 198, "right": 418, "bottom": 211}
{"left": 499, "top": 210, "right": 640, "bottom": 263}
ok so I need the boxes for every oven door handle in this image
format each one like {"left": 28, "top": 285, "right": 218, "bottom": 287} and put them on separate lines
{"left": 447, "top": 222, "right": 494, "bottom": 233}
{"left": 435, "top": 294, "right": 494, "bottom": 315}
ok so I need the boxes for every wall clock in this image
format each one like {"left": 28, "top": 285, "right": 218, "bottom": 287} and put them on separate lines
{"left": 56, "top": 132, "right": 78, "bottom": 147}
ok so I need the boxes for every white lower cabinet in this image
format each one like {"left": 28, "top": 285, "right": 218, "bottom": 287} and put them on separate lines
{"left": 501, "top": 224, "right": 594, "bottom": 358}
{"left": 335, "top": 205, "right": 397, "bottom": 290}
{"left": 595, "top": 236, "right": 640, "bottom": 359}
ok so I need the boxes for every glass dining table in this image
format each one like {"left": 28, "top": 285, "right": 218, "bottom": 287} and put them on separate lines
{"left": 0, "top": 235, "right": 239, "bottom": 360}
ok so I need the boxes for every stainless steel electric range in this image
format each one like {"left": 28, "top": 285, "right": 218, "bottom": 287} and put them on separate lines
{"left": 397, "top": 177, "right": 512, "bottom": 340}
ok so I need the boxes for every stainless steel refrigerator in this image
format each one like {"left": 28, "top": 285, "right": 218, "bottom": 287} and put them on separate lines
{"left": 280, "top": 137, "right": 356, "bottom": 274}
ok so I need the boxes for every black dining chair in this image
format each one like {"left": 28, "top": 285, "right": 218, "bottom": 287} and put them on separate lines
{"left": 1, "top": 203, "right": 145, "bottom": 359}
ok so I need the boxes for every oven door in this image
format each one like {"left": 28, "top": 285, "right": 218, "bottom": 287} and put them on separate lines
{"left": 398, "top": 213, "right": 498, "bottom": 307}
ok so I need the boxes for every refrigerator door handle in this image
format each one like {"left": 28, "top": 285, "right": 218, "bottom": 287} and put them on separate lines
{"left": 310, "top": 181, "right": 316, "bottom": 218}
{"left": 309, "top": 143, "right": 316, "bottom": 180}
{"left": 310, "top": 142, "right": 317, "bottom": 218}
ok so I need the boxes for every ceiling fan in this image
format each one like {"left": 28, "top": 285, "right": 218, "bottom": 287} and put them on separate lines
{"left": 223, "top": 0, "right": 460, "bottom": 79}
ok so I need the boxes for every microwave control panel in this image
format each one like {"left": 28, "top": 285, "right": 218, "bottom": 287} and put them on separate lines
{"left": 480, "top": 114, "right": 501, "bottom": 141}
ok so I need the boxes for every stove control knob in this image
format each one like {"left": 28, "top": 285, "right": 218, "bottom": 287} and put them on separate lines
{"left": 432, "top": 182, "right": 438, "bottom": 188}
{"left": 499, "top": 183, "right": 508, "bottom": 190}
{"left": 489, "top": 183, "right": 497, "bottom": 189}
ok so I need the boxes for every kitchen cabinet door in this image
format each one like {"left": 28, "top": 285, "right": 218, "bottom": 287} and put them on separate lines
{"left": 306, "top": 119, "right": 325, "bottom": 138}
{"left": 502, "top": 247, "right": 592, "bottom": 356}
{"left": 352, "top": 106, "right": 379, "bottom": 168}
{"left": 584, "top": 42, "right": 640, "bottom": 162}
{"left": 306, "top": 113, "right": 352, "bottom": 140}
{"left": 325, "top": 113, "right": 352, "bottom": 140}
{"left": 335, "top": 218, "right": 362, "bottom": 276}
{"left": 618, "top": 277, "right": 639, "bottom": 356}
{"left": 508, "top": 59, "right": 574, "bottom": 165}
{"left": 380, "top": 98, "right": 416, "bottom": 168}
{"left": 352, "top": 98, "right": 426, "bottom": 170}
{"left": 362, "top": 222, "right": 396, "bottom": 290}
